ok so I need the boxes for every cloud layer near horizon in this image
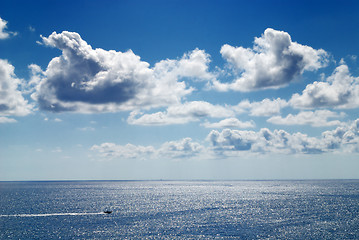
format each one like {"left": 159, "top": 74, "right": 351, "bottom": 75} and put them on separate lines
{"left": 91, "top": 137, "right": 204, "bottom": 160}
{"left": 91, "top": 118, "right": 359, "bottom": 160}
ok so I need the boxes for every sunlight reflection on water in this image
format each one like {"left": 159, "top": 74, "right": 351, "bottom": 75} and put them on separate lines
{"left": 0, "top": 180, "right": 358, "bottom": 239}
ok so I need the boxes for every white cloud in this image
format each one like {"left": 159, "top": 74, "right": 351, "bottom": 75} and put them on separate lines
{"left": 202, "top": 118, "right": 255, "bottom": 129}
{"left": 0, "top": 17, "right": 17, "bottom": 39}
{"left": 0, "top": 116, "right": 17, "bottom": 123}
{"left": 78, "top": 127, "right": 95, "bottom": 131}
{"left": 28, "top": 64, "right": 44, "bottom": 87}
{"left": 290, "top": 64, "right": 359, "bottom": 109}
{"left": 91, "top": 143, "right": 155, "bottom": 160}
{"left": 154, "top": 48, "right": 214, "bottom": 81}
{"left": 0, "top": 59, "right": 33, "bottom": 122}
{"left": 322, "top": 119, "right": 359, "bottom": 153}
{"left": 42, "top": 116, "right": 63, "bottom": 122}
{"left": 233, "top": 98, "right": 288, "bottom": 116}
{"left": 91, "top": 138, "right": 204, "bottom": 160}
{"left": 128, "top": 111, "right": 191, "bottom": 125}
{"left": 208, "top": 118, "right": 359, "bottom": 155}
{"left": 127, "top": 101, "right": 234, "bottom": 125}
{"left": 128, "top": 98, "right": 287, "bottom": 127}
{"left": 207, "top": 128, "right": 325, "bottom": 154}
{"left": 158, "top": 138, "right": 204, "bottom": 158}
{"left": 91, "top": 119, "right": 359, "bottom": 160}
{"left": 267, "top": 110, "right": 345, "bottom": 127}
{"left": 32, "top": 31, "right": 213, "bottom": 113}
{"left": 212, "top": 28, "right": 328, "bottom": 91}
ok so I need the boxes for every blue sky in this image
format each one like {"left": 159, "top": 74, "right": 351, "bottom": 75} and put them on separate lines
{"left": 1, "top": 0, "right": 359, "bottom": 180}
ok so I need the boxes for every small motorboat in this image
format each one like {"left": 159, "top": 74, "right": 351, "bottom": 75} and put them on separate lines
{"left": 103, "top": 210, "right": 112, "bottom": 214}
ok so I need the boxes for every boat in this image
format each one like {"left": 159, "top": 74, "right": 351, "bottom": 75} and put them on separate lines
{"left": 103, "top": 210, "right": 112, "bottom": 214}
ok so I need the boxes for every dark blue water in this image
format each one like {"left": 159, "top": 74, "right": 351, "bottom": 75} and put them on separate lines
{"left": 1, "top": 180, "right": 358, "bottom": 239}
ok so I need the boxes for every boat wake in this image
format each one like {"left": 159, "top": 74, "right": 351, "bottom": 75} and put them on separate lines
{"left": 0, "top": 212, "right": 105, "bottom": 217}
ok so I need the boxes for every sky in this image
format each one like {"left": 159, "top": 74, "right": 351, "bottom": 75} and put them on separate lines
{"left": 1, "top": 0, "right": 359, "bottom": 180}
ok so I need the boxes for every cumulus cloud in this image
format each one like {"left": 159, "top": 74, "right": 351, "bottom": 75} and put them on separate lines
{"left": 32, "top": 31, "right": 213, "bottom": 113}
{"left": 0, "top": 17, "right": 17, "bottom": 39}
{"left": 202, "top": 118, "right": 255, "bottom": 129}
{"left": 127, "top": 101, "right": 234, "bottom": 125}
{"left": 322, "top": 119, "right": 359, "bottom": 153}
{"left": 28, "top": 64, "right": 44, "bottom": 87}
{"left": 92, "top": 119, "right": 359, "bottom": 160}
{"left": 208, "top": 118, "right": 359, "bottom": 155}
{"left": 212, "top": 28, "right": 328, "bottom": 91}
{"left": 207, "top": 128, "right": 326, "bottom": 154}
{"left": 233, "top": 98, "right": 288, "bottom": 116}
{"left": 91, "top": 138, "right": 204, "bottom": 160}
{"left": 267, "top": 110, "right": 345, "bottom": 127}
{"left": 158, "top": 138, "right": 204, "bottom": 158}
{"left": 290, "top": 64, "right": 359, "bottom": 109}
{"left": 0, "top": 59, "right": 33, "bottom": 122}
{"left": 154, "top": 48, "right": 214, "bottom": 81}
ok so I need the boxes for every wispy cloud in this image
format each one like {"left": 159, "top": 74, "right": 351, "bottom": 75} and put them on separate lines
{"left": 78, "top": 127, "right": 95, "bottom": 131}
{"left": 128, "top": 101, "right": 234, "bottom": 125}
{"left": 233, "top": 98, "right": 288, "bottom": 117}
{"left": 91, "top": 143, "right": 155, "bottom": 160}
{"left": 52, "top": 147, "right": 62, "bottom": 153}
{"left": 202, "top": 118, "right": 255, "bottom": 129}
{"left": 0, "top": 116, "right": 17, "bottom": 123}
{"left": 28, "top": 25, "right": 35, "bottom": 32}
{"left": 91, "top": 138, "right": 204, "bottom": 161}
{"left": 43, "top": 117, "right": 63, "bottom": 122}
{"left": 267, "top": 110, "right": 345, "bottom": 127}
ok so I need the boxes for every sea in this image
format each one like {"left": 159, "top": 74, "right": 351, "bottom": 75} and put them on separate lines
{"left": 0, "top": 180, "right": 358, "bottom": 239}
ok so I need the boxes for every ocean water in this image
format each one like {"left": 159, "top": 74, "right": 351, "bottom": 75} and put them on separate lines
{"left": 0, "top": 180, "right": 358, "bottom": 239}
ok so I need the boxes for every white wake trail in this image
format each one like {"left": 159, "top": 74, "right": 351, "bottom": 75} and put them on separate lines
{"left": 0, "top": 212, "right": 105, "bottom": 217}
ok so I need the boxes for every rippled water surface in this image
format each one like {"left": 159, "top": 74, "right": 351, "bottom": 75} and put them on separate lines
{"left": 1, "top": 180, "right": 358, "bottom": 239}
